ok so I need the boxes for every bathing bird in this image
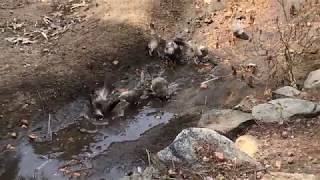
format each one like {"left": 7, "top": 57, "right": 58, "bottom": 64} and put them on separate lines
{"left": 90, "top": 74, "right": 120, "bottom": 119}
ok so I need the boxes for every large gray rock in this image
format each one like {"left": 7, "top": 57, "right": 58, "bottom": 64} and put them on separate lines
{"left": 157, "top": 128, "right": 258, "bottom": 167}
{"left": 252, "top": 98, "right": 320, "bottom": 122}
{"left": 198, "top": 109, "right": 253, "bottom": 133}
{"left": 304, "top": 69, "right": 320, "bottom": 89}
{"left": 273, "top": 86, "right": 301, "bottom": 97}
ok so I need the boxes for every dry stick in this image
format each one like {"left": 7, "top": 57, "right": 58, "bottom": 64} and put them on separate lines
{"left": 204, "top": 96, "right": 208, "bottom": 106}
{"left": 47, "top": 113, "right": 52, "bottom": 141}
{"left": 146, "top": 149, "right": 152, "bottom": 166}
{"left": 201, "top": 74, "right": 232, "bottom": 85}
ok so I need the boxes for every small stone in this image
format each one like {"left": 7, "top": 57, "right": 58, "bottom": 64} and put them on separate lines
{"left": 156, "top": 115, "right": 161, "bottom": 119}
{"left": 112, "top": 60, "right": 119, "bottom": 65}
{"left": 214, "top": 152, "right": 225, "bottom": 161}
{"left": 306, "top": 22, "right": 312, "bottom": 27}
{"left": 28, "top": 134, "right": 38, "bottom": 141}
{"left": 73, "top": 172, "right": 81, "bottom": 177}
{"left": 6, "top": 144, "right": 15, "bottom": 150}
{"left": 203, "top": 156, "right": 210, "bottom": 162}
{"left": 287, "top": 157, "right": 294, "bottom": 164}
{"left": 275, "top": 160, "right": 282, "bottom": 169}
{"left": 10, "top": 132, "right": 17, "bottom": 138}
{"left": 200, "top": 83, "right": 209, "bottom": 89}
{"left": 281, "top": 131, "right": 289, "bottom": 138}
{"left": 21, "top": 124, "right": 28, "bottom": 129}
{"left": 21, "top": 119, "right": 29, "bottom": 125}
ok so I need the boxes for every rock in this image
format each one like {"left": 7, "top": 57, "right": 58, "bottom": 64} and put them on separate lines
{"left": 157, "top": 128, "right": 258, "bottom": 167}
{"left": 281, "top": 131, "right": 289, "bottom": 138}
{"left": 273, "top": 86, "right": 301, "bottom": 97}
{"left": 252, "top": 98, "right": 320, "bottom": 122}
{"left": 304, "top": 69, "right": 320, "bottom": 89}
{"left": 262, "top": 172, "right": 318, "bottom": 180}
{"left": 198, "top": 109, "right": 253, "bottom": 133}
{"left": 10, "top": 132, "right": 17, "bottom": 139}
{"left": 235, "top": 135, "right": 258, "bottom": 158}
{"left": 234, "top": 95, "right": 264, "bottom": 112}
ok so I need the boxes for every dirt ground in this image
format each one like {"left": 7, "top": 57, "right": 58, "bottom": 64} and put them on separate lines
{"left": 0, "top": 0, "right": 319, "bottom": 179}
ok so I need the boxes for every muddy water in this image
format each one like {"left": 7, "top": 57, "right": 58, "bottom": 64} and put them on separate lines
{"left": 1, "top": 96, "right": 181, "bottom": 180}
{"left": 0, "top": 62, "right": 258, "bottom": 179}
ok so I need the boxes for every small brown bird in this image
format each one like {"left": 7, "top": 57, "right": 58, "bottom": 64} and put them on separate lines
{"left": 90, "top": 74, "right": 120, "bottom": 119}
{"left": 151, "top": 77, "right": 169, "bottom": 99}
{"left": 147, "top": 23, "right": 166, "bottom": 57}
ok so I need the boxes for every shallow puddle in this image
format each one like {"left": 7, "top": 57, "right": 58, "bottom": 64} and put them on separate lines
{"left": 3, "top": 97, "right": 175, "bottom": 180}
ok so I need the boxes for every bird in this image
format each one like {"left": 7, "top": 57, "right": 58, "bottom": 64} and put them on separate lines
{"left": 90, "top": 74, "right": 120, "bottom": 119}
{"left": 150, "top": 77, "right": 169, "bottom": 99}
{"left": 231, "top": 19, "right": 249, "bottom": 40}
{"left": 147, "top": 23, "right": 166, "bottom": 58}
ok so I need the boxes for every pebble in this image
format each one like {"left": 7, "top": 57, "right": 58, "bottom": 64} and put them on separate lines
{"left": 28, "top": 134, "right": 38, "bottom": 141}
{"left": 202, "top": 156, "right": 210, "bottom": 162}
{"left": 21, "top": 119, "right": 29, "bottom": 125}
{"left": 287, "top": 157, "right": 294, "bottom": 164}
{"left": 281, "top": 131, "right": 289, "bottom": 138}
{"left": 200, "top": 83, "right": 209, "bottom": 89}
{"left": 6, "top": 144, "right": 15, "bottom": 150}
{"left": 112, "top": 60, "right": 119, "bottom": 65}
{"left": 10, "top": 132, "right": 17, "bottom": 138}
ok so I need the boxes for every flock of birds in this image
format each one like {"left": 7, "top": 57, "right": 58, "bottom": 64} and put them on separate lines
{"left": 147, "top": 23, "right": 210, "bottom": 65}
{"left": 90, "top": 23, "right": 211, "bottom": 120}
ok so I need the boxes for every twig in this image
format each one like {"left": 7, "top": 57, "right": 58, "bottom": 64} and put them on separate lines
{"left": 200, "top": 77, "right": 219, "bottom": 85}
{"left": 146, "top": 149, "right": 152, "bottom": 166}
{"left": 201, "top": 74, "right": 232, "bottom": 85}
{"left": 47, "top": 114, "right": 52, "bottom": 141}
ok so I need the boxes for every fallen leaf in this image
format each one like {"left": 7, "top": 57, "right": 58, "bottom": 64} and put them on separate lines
{"left": 214, "top": 152, "right": 225, "bottom": 161}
